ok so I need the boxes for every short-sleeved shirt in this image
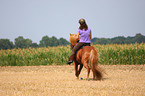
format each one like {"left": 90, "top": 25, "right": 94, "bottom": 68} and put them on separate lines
{"left": 78, "top": 28, "right": 91, "bottom": 43}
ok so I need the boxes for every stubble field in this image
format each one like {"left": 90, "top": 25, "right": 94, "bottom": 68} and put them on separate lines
{"left": 0, "top": 65, "right": 144, "bottom": 96}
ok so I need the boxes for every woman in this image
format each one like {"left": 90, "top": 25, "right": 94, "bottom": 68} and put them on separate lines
{"left": 67, "top": 18, "right": 92, "bottom": 64}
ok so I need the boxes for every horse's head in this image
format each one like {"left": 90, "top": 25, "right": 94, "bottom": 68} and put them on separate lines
{"left": 69, "top": 33, "right": 80, "bottom": 49}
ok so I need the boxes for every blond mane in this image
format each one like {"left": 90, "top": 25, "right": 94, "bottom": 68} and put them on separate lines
{"left": 69, "top": 34, "right": 80, "bottom": 45}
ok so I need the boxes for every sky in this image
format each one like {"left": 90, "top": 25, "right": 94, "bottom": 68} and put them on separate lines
{"left": 0, "top": 0, "right": 145, "bottom": 44}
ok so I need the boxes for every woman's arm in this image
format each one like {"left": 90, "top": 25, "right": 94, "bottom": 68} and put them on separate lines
{"left": 77, "top": 32, "right": 79, "bottom": 40}
{"left": 90, "top": 32, "right": 92, "bottom": 39}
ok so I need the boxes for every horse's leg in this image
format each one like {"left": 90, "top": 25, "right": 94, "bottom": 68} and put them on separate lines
{"left": 83, "top": 62, "right": 90, "bottom": 80}
{"left": 74, "top": 62, "right": 79, "bottom": 79}
{"left": 78, "top": 64, "right": 83, "bottom": 76}
{"left": 87, "top": 68, "right": 90, "bottom": 80}
{"left": 93, "top": 73, "right": 96, "bottom": 80}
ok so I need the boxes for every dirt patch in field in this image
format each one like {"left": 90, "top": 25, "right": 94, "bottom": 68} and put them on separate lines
{"left": 0, "top": 65, "right": 144, "bottom": 96}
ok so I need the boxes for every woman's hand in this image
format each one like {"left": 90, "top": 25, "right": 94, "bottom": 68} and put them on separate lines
{"left": 76, "top": 32, "right": 80, "bottom": 42}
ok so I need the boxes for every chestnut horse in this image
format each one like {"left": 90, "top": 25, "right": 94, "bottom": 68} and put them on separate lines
{"left": 69, "top": 34, "right": 103, "bottom": 80}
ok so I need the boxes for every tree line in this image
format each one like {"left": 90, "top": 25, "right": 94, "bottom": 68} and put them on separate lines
{"left": 0, "top": 35, "right": 69, "bottom": 50}
{"left": 91, "top": 33, "right": 145, "bottom": 44}
{"left": 0, "top": 33, "right": 145, "bottom": 50}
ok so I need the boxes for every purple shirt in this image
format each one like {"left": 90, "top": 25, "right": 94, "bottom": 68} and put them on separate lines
{"left": 78, "top": 28, "right": 91, "bottom": 43}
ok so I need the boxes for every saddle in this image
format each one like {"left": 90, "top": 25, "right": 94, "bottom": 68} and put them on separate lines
{"left": 77, "top": 41, "right": 90, "bottom": 50}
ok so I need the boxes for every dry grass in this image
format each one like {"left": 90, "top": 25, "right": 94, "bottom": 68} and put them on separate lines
{"left": 0, "top": 65, "right": 144, "bottom": 96}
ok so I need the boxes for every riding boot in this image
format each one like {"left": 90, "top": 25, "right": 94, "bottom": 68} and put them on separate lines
{"left": 67, "top": 53, "right": 75, "bottom": 65}
{"left": 67, "top": 43, "right": 85, "bottom": 65}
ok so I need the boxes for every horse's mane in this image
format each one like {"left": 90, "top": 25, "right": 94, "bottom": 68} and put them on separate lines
{"left": 69, "top": 34, "right": 80, "bottom": 45}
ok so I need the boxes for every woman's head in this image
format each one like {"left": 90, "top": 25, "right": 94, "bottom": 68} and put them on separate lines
{"left": 79, "top": 18, "right": 86, "bottom": 25}
{"left": 79, "top": 18, "right": 88, "bottom": 31}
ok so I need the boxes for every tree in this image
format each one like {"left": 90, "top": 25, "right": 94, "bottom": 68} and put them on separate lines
{"left": 15, "top": 36, "right": 32, "bottom": 48}
{"left": 95, "top": 38, "right": 111, "bottom": 44}
{"left": 39, "top": 36, "right": 69, "bottom": 47}
{"left": 51, "top": 36, "right": 58, "bottom": 46}
{"left": 111, "top": 36, "right": 126, "bottom": 44}
{"left": 15, "top": 36, "right": 25, "bottom": 48}
{"left": 125, "top": 36, "right": 134, "bottom": 44}
{"left": 31, "top": 43, "right": 39, "bottom": 48}
{"left": 133, "top": 33, "right": 145, "bottom": 43}
{"left": 91, "top": 33, "right": 145, "bottom": 44}
{"left": 39, "top": 35, "right": 50, "bottom": 47}
{"left": 58, "top": 38, "right": 69, "bottom": 45}
{"left": 0, "top": 39, "right": 14, "bottom": 49}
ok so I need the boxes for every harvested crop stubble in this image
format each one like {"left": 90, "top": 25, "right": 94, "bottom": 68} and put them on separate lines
{"left": 0, "top": 65, "right": 144, "bottom": 96}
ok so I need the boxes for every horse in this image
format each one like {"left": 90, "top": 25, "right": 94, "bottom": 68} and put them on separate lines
{"left": 69, "top": 34, "right": 103, "bottom": 80}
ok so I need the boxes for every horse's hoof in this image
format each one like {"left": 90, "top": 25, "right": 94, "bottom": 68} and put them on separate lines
{"left": 79, "top": 77, "right": 83, "bottom": 80}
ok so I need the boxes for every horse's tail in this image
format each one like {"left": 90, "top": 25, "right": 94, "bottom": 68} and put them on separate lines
{"left": 89, "top": 48, "right": 103, "bottom": 80}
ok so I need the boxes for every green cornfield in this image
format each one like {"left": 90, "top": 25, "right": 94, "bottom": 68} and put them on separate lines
{"left": 0, "top": 43, "right": 144, "bottom": 66}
